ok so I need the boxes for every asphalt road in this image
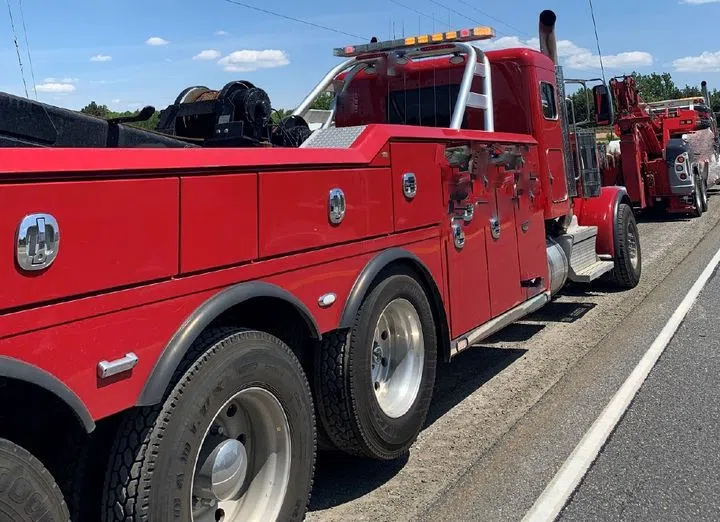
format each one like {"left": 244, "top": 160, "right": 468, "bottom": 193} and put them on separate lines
{"left": 307, "top": 188, "right": 720, "bottom": 521}
{"left": 559, "top": 266, "right": 720, "bottom": 521}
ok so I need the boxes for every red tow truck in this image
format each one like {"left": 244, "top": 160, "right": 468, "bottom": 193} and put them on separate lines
{"left": 0, "top": 9, "right": 641, "bottom": 522}
{"left": 597, "top": 75, "right": 716, "bottom": 217}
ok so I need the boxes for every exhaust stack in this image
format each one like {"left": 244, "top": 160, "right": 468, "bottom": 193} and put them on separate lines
{"left": 539, "top": 10, "right": 558, "bottom": 65}
{"left": 702, "top": 80, "right": 710, "bottom": 106}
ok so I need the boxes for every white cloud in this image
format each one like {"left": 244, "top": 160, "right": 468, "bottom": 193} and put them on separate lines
{"left": 680, "top": 0, "right": 720, "bottom": 4}
{"left": 673, "top": 51, "right": 720, "bottom": 72}
{"left": 45, "top": 77, "right": 77, "bottom": 84}
{"left": 90, "top": 54, "right": 112, "bottom": 62}
{"left": 111, "top": 99, "right": 121, "bottom": 104}
{"left": 215, "top": 30, "right": 229, "bottom": 36}
{"left": 146, "top": 37, "right": 169, "bottom": 46}
{"left": 568, "top": 50, "right": 653, "bottom": 69}
{"left": 217, "top": 49, "right": 290, "bottom": 72}
{"left": 37, "top": 82, "right": 76, "bottom": 94}
{"left": 193, "top": 49, "right": 221, "bottom": 61}
{"left": 477, "top": 36, "right": 652, "bottom": 70}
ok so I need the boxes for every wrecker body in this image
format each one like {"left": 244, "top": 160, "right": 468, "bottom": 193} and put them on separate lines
{"left": 0, "top": 9, "right": 642, "bottom": 522}
{"left": 599, "top": 75, "right": 717, "bottom": 216}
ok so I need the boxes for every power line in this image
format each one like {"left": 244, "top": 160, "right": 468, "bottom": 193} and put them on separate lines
{"left": 426, "top": 0, "right": 510, "bottom": 37}
{"left": 588, "top": 0, "right": 606, "bottom": 83}
{"left": 389, "top": 0, "right": 449, "bottom": 30}
{"left": 427, "top": 0, "right": 479, "bottom": 27}
{"left": 454, "top": 0, "right": 532, "bottom": 38}
{"left": 17, "top": 0, "right": 36, "bottom": 99}
{"left": 5, "top": 0, "right": 28, "bottom": 98}
{"left": 223, "top": 0, "right": 369, "bottom": 41}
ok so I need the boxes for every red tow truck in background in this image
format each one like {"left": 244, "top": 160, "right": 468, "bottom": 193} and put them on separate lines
{"left": 0, "top": 9, "right": 641, "bottom": 522}
{"left": 598, "top": 75, "right": 718, "bottom": 217}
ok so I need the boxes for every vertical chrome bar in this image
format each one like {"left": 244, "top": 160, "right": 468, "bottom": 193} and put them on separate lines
{"left": 450, "top": 42, "right": 478, "bottom": 130}
{"left": 482, "top": 53, "right": 494, "bottom": 132}
{"left": 292, "top": 58, "right": 356, "bottom": 118}
{"left": 321, "top": 62, "right": 371, "bottom": 129}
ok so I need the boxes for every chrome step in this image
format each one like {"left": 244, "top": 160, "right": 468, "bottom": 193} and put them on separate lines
{"left": 571, "top": 259, "right": 615, "bottom": 282}
{"left": 556, "top": 217, "right": 612, "bottom": 284}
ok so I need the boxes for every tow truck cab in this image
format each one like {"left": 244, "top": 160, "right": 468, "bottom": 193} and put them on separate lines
{"left": 328, "top": 45, "right": 604, "bottom": 223}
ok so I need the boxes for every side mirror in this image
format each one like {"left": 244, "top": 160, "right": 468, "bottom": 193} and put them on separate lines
{"left": 593, "top": 84, "right": 614, "bottom": 126}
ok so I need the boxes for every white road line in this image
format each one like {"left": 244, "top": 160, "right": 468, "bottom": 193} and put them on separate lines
{"left": 522, "top": 245, "right": 720, "bottom": 522}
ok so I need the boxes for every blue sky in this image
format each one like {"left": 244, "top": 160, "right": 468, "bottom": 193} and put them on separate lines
{"left": 2, "top": 0, "right": 720, "bottom": 113}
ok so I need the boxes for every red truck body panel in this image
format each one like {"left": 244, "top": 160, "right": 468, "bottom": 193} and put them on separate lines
{"left": 181, "top": 173, "right": 259, "bottom": 273}
{"left": 0, "top": 178, "right": 179, "bottom": 311}
{"left": 259, "top": 167, "right": 393, "bottom": 257}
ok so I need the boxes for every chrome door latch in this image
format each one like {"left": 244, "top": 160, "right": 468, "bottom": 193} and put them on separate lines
{"left": 402, "top": 172, "right": 417, "bottom": 199}
{"left": 97, "top": 353, "right": 139, "bottom": 379}
{"left": 328, "top": 188, "right": 346, "bottom": 224}
{"left": 452, "top": 219, "right": 466, "bottom": 249}
{"left": 490, "top": 216, "right": 501, "bottom": 240}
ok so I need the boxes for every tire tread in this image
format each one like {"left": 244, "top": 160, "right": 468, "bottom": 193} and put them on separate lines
{"left": 102, "top": 327, "right": 315, "bottom": 521}
{"left": 611, "top": 203, "right": 641, "bottom": 289}
{"left": 0, "top": 438, "right": 70, "bottom": 522}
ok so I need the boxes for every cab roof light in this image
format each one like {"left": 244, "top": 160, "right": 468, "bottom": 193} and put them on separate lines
{"left": 333, "top": 25, "right": 496, "bottom": 57}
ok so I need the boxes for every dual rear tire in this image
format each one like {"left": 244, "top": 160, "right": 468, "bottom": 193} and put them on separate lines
{"left": 101, "top": 269, "right": 438, "bottom": 521}
{"left": 314, "top": 270, "right": 438, "bottom": 460}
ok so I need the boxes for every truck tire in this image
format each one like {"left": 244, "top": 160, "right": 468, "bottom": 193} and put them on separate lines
{"left": 315, "top": 270, "right": 437, "bottom": 460}
{"left": 0, "top": 438, "right": 70, "bottom": 522}
{"left": 610, "top": 202, "right": 642, "bottom": 289}
{"left": 701, "top": 178, "right": 709, "bottom": 213}
{"left": 102, "top": 328, "right": 316, "bottom": 522}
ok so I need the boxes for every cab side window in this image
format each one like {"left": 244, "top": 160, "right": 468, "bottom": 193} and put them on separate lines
{"left": 540, "top": 82, "right": 558, "bottom": 120}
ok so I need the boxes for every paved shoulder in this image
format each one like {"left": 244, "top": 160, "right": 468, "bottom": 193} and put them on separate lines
{"left": 559, "top": 270, "right": 720, "bottom": 521}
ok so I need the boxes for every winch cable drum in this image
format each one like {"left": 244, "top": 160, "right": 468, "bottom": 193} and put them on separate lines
{"left": 158, "top": 80, "right": 275, "bottom": 145}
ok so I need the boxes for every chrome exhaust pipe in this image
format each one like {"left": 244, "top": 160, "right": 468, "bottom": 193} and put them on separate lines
{"left": 539, "top": 10, "right": 558, "bottom": 65}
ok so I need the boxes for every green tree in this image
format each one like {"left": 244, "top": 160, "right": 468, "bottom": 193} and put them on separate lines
{"left": 80, "top": 101, "right": 111, "bottom": 118}
{"left": 78, "top": 102, "right": 160, "bottom": 130}
{"left": 271, "top": 108, "right": 292, "bottom": 123}
{"left": 630, "top": 72, "right": 680, "bottom": 102}
{"left": 566, "top": 87, "right": 593, "bottom": 123}
{"left": 310, "top": 92, "right": 333, "bottom": 110}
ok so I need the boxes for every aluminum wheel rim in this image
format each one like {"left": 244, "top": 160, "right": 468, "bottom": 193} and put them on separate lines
{"left": 191, "top": 387, "right": 291, "bottom": 522}
{"left": 628, "top": 220, "right": 640, "bottom": 271}
{"left": 371, "top": 298, "right": 425, "bottom": 419}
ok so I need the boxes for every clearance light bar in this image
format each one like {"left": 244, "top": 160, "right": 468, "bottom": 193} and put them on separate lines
{"left": 333, "top": 26, "right": 495, "bottom": 57}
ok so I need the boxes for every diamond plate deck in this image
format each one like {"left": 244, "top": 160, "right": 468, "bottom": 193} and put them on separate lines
{"left": 300, "top": 126, "right": 368, "bottom": 149}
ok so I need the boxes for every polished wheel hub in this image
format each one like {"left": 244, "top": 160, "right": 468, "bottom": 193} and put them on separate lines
{"left": 628, "top": 221, "right": 640, "bottom": 271}
{"left": 371, "top": 298, "right": 424, "bottom": 418}
{"left": 191, "top": 387, "right": 291, "bottom": 522}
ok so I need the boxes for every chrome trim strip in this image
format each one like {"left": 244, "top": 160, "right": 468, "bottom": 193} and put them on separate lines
{"left": 451, "top": 292, "right": 551, "bottom": 356}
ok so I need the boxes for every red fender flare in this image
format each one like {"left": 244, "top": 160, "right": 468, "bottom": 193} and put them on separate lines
{"left": 573, "top": 186, "right": 632, "bottom": 258}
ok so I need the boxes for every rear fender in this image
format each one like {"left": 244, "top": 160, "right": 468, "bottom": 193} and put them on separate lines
{"left": 137, "top": 282, "right": 321, "bottom": 407}
{"left": 338, "top": 248, "right": 451, "bottom": 361}
{"left": 574, "top": 186, "right": 631, "bottom": 258}
{"left": 0, "top": 356, "right": 95, "bottom": 433}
